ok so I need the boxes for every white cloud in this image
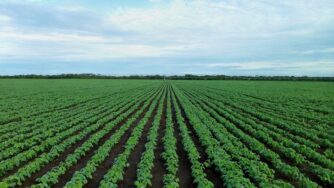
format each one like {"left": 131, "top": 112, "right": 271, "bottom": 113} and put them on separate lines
{"left": 204, "top": 60, "right": 334, "bottom": 71}
{"left": 0, "top": 0, "right": 334, "bottom": 75}
{"left": 105, "top": 0, "right": 334, "bottom": 57}
{"left": 0, "top": 31, "right": 105, "bottom": 43}
{"left": 53, "top": 44, "right": 194, "bottom": 60}
{"left": 0, "top": 28, "right": 194, "bottom": 60}
{"left": 108, "top": 0, "right": 334, "bottom": 36}
{"left": 0, "top": 14, "right": 11, "bottom": 22}
{"left": 204, "top": 62, "right": 278, "bottom": 70}
{"left": 149, "top": 0, "right": 163, "bottom": 3}
{"left": 300, "top": 48, "right": 334, "bottom": 55}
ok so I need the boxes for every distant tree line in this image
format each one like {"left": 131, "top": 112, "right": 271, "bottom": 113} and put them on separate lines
{"left": 0, "top": 74, "right": 333, "bottom": 81}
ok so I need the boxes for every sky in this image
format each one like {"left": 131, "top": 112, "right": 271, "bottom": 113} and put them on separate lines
{"left": 0, "top": 0, "right": 334, "bottom": 76}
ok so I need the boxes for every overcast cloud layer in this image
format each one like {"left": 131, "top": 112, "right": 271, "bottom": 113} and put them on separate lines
{"left": 0, "top": 0, "right": 334, "bottom": 76}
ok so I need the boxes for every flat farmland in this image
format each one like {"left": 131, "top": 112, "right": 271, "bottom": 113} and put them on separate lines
{"left": 0, "top": 79, "right": 333, "bottom": 188}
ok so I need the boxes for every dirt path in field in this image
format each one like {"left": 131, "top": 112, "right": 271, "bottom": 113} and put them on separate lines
{"left": 52, "top": 90, "right": 161, "bottom": 188}
{"left": 150, "top": 89, "right": 168, "bottom": 187}
{"left": 85, "top": 88, "right": 164, "bottom": 188}
{"left": 170, "top": 90, "right": 195, "bottom": 188}
{"left": 171, "top": 86, "right": 224, "bottom": 188}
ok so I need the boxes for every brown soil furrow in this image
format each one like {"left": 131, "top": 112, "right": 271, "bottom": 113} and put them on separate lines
{"left": 170, "top": 90, "right": 194, "bottom": 188}
{"left": 52, "top": 90, "right": 160, "bottom": 188}
{"left": 0, "top": 95, "right": 109, "bottom": 127}
{"left": 197, "top": 96, "right": 326, "bottom": 187}
{"left": 0, "top": 85, "right": 148, "bottom": 127}
{"left": 1, "top": 105, "right": 113, "bottom": 180}
{"left": 85, "top": 89, "right": 163, "bottom": 188}
{"left": 18, "top": 98, "right": 144, "bottom": 188}
{"left": 171, "top": 86, "right": 224, "bottom": 188}
{"left": 0, "top": 103, "right": 108, "bottom": 160}
{"left": 150, "top": 89, "right": 168, "bottom": 187}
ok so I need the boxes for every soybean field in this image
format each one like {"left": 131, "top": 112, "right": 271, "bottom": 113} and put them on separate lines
{"left": 0, "top": 79, "right": 334, "bottom": 188}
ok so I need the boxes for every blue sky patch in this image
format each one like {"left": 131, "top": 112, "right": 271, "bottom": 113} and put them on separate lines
{"left": 0, "top": 0, "right": 333, "bottom": 76}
